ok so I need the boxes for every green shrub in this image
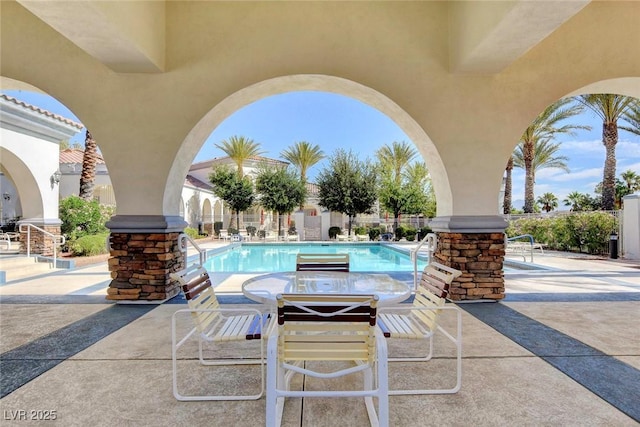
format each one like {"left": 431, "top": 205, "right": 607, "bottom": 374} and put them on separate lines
{"left": 328, "top": 226, "right": 341, "bottom": 239}
{"left": 368, "top": 228, "right": 381, "bottom": 241}
{"left": 508, "top": 212, "right": 618, "bottom": 255}
{"left": 404, "top": 226, "right": 417, "bottom": 241}
{"left": 183, "top": 227, "right": 200, "bottom": 240}
{"left": 68, "top": 233, "right": 109, "bottom": 256}
{"left": 353, "top": 226, "right": 367, "bottom": 236}
{"left": 59, "top": 196, "right": 110, "bottom": 241}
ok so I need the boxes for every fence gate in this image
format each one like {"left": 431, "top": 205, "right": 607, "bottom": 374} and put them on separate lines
{"left": 303, "top": 215, "right": 321, "bottom": 241}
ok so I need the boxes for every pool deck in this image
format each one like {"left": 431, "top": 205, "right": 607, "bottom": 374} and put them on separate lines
{"left": 1, "top": 242, "right": 639, "bottom": 426}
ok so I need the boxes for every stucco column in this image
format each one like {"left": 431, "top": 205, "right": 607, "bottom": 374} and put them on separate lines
{"left": 429, "top": 215, "right": 508, "bottom": 301}
{"left": 106, "top": 215, "right": 188, "bottom": 302}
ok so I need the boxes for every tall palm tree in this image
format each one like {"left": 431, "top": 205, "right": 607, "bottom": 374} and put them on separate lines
{"left": 575, "top": 94, "right": 637, "bottom": 210}
{"left": 280, "top": 141, "right": 325, "bottom": 183}
{"left": 375, "top": 141, "right": 417, "bottom": 184}
{"left": 79, "top": 130, "right": 98, "bottom": 201}
{"left": 503, "top": 156, "right": 514, "bottom": 214}
{"left": 537, "top": 192, "right": 558, "bottom": 213}
{"left": 513, "top": 138, "right": 571, "bottom": 212}
{"left": 215, "top": 135, "right": 263, "bottom": 178}
{"left": 515, "top": 99, "right": 586, "bottom": 213}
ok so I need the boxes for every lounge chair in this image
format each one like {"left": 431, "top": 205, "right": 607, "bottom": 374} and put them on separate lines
{"left": 266, "top": 294, "right": 389, "bottom": 427}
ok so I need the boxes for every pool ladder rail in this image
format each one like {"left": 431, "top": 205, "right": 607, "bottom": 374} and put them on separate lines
{"left": 409, "top": 233, "right": 437, "bottom": 292}
{"left": 178, "top": 233, "right": 207, "bottom": 266}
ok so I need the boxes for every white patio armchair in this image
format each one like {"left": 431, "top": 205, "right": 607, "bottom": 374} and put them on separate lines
{"left": 378, "top": 262, "right": 463, "bottom": 395}
{"left": 170, "top": 264, "right": 272, "bottom": 401}
{"left": 266, "top": 294, "right": 389, "bottom": 427}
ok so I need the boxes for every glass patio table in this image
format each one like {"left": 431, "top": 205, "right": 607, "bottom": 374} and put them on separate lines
{"left": 242, "top": 271, "right": 411, "bottom": 307}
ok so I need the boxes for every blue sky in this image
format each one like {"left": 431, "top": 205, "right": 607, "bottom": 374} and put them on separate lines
{"left": 4, "top": 89, "right": 640, "bottom": 211}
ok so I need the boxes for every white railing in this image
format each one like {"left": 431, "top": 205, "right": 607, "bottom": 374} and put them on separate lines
{"left": 178, "top": 233, "right": 207, "bottom": 266}
{"left": 18, "top": 223, "right": 65, "bottom": 267}
{"left": 505, "top": 234, "right": 544, "bottom": 263}
{"left": 409, "top": 232, "right": 437, "bottom": 291}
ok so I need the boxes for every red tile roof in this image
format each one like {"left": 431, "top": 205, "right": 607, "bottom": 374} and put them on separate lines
{"left": 1, "top": 94, "right": 84, "bottom": 130}
{"left": 59, "top": 148, "right": 105, "bottom": 164}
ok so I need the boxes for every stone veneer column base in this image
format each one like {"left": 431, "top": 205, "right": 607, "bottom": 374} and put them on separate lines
{"left": 106, "top": 215, "right": 187, "bottom": 303}
{"left": 429, "top": 215, "right": 507, "bottom": 301}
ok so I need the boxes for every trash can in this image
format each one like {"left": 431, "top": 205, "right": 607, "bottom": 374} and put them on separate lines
{"left": 609, "top": 233, "right": 618, "bottom": 259}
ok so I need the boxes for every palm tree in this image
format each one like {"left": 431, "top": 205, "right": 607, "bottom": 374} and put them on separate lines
{"left": 515, "top": 99, "right": 587, "bottom": 213}
{"left": 280, "top": 141, "right": 325, "bottom": 183}
{"left": 621, "top": 170, "right": 640, "bottom": 193}
{"left": 513, "top": 138, "right": 571, "bottom": 212}
{"left": 503, "top": 156, "right": 514, "bottom": 214}
{"left": 575, "top": 94, "right": 637, "bottom": 210}
{"left": 215, "top": 135, "right": 263, "bottom": 178}
{"left": 375, "top": 141, "right": 417, "bottom": 184}
{"left": 79, "top": 130, "right": 98, "bottom": 201}
{"left": 537, "top": 192, "right": 558, "bottom": 213}
{"left": 620, "top": 100, "right": 640, "bottom": 136}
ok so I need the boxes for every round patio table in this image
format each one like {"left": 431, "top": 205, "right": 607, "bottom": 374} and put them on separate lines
{"left": 242, "top": 271, "right": 411, "bottom": 307}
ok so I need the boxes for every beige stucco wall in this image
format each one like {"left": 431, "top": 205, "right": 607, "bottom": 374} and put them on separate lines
{"left": 1, "top": 1, "right": 638, "bottom": 223}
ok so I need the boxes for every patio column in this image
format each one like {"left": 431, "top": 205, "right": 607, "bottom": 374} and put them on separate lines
{"left": 429, "top": 215, "right": 507, "bottom": 301}
{"left": 105, "top": 215, "right": 187, "bottom": 302}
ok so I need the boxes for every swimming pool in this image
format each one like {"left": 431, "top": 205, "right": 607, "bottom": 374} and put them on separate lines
{"left": 202, "top": 243, "right": 428, "bottom": 273}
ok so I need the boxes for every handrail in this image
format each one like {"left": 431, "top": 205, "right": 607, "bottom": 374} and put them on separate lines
{"left": 18, "top": 223, "right": 65, "bottom": 267}
{"left": 409, "top": 232, "right": 437, "bottom": 291}
{"left": 178, "top": 233, "right": 207, "bottom": 266}
{"left": 506, "top": 234, "right": 536, "bottom": 263}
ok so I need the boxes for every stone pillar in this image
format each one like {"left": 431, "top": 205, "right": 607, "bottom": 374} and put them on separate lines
{"left": 17, "top": 219, "right": 62, "bottom": 257}
{"left": 429, "top": 215, "right": 508, "bottom": 301}
{"left": 106, "top": 215, "right": 188, "bottom": 303}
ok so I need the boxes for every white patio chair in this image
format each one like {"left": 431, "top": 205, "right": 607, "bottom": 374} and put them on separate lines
{"left": 266, "top": 294, "right": 389, "bottom": 427}
{"left": 170, "top": 264, "right": 272, "bottom": 401}
{"left": 378, "top": 262, "right": 463, "bottom": 395}
{"left": 218, "top": 229, "right": 230, "bottom": 241}
{"left": 295, "top": 253, "right": 350, "bottom": 272}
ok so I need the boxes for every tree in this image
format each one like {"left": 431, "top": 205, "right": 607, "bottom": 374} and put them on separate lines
{"left": 316, "top": 149, "right": 378, "bottom": 236}
{"left": 280, "top": 141, "right": 324, "bottom": 209}
{"left": 575, "top": 94, "right": 637, "bottom": 210}
{"left": 79, "top": 130, "right": 98, "bottom": 201}
{"left": 208, "top": 166, "right": 254, "bottom": 230}
{"left": 515, "top": 99, "right": 586, "bottom": 213}
{"left": 215, "top": 135, "right": 263, "bottom": 178}
{"left": 620, "top": 100, "right": 640, "bottom": 136}
{"left": 620, "top": 169, "right": 640, "bottom": 193}
{"left": 280, "top": 141, "right": 325, "bottom": 183}
{"left": 375, "top": 141, "right": 425, "bottom": 238}
{"left": 503, "top": 156, "right": 514, "bottom": 214}
{"left": 537, "top": 192, "right": 558, "bottom": 213}
{"left": 255, "top": 166, "right": 307, "bottom": 237}
{"left": 563, "top": 191, "right": 600, "bottom": 212}
{"left": 375, "top": 141, "right": 417, "bottom": 185}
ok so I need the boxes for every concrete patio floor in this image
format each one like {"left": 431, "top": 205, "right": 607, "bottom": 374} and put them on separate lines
{"left": 1, "top": 244, "right": 639, "bottom": 426}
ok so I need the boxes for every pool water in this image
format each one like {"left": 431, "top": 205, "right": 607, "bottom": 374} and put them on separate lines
{"left": 202, "top": 243, "right": 428, "bottom": 273}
